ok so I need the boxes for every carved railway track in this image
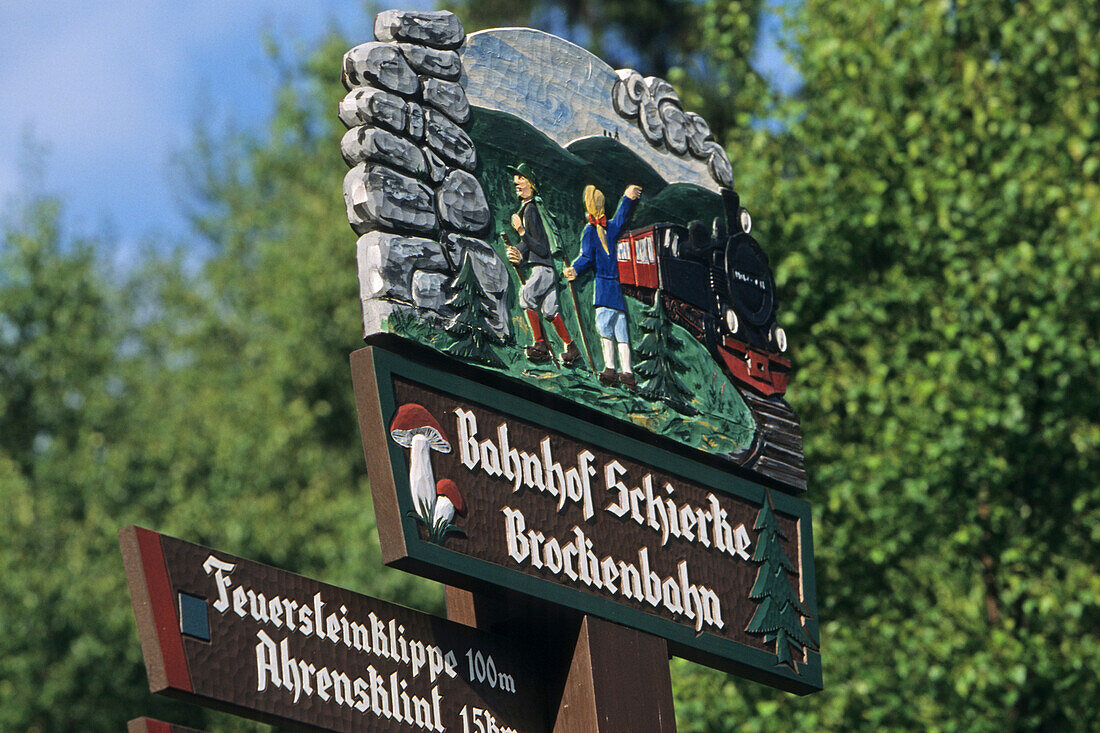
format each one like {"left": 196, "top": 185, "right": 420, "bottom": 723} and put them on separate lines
{"left": 734, "top": 388, "right": 806, "bottom": 492}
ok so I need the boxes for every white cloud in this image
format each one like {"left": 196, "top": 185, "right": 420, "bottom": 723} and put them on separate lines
{"left": 0, "top": 1, "right": 372, "bottom": 251}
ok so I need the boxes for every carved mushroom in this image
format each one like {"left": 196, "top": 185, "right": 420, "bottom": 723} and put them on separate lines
{"left": 389, "top": 404, "right": 451, "bottom": 518}
{"left": 433, "top": 478, "right": 466, "bottom": 527}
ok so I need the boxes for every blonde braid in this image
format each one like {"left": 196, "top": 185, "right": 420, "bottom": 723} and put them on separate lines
{"left": 583, "top": 185, "right": 608, "bottom": 253}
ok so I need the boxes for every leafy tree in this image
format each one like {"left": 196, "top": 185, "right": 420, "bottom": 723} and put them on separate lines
{"left": 0, "top": 197, "right": 171, "bottom": 730}
{"left": 444, "top": 255, "right": 504, "bottom": 367}
{"left": 0, "top": 25, "right": 442, "bottom": 733}
{"left": 672, "top": 1, "right": 1100, "bottom": 731}
{"left": 3, "top": 2, "right": 1097, "bottom": 731}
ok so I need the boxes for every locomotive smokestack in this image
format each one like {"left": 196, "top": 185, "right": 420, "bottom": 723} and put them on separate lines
{"left": 720, "top": 188, "right": 741, "bottom": 233}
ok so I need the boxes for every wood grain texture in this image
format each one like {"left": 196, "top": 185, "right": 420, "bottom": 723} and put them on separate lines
{"left": 119, "top": 526, "right": 193, "bottom": 694}
{"left": 458, "top": 28, "right": 718, "bottom": 192}
{"left": 121, "top": 527, "right": 548, "bottom": 732}
{"left": 354, "top": 345, "right": 823, "bottom": 694}
{"left": 350, "top": 348, "right": 409, "bottom": 566}
{"left": 445, "top": 588, "right": 676, "bottom": 732}
{"left": 555, "top": 616, "right": 676, "bottom": 733}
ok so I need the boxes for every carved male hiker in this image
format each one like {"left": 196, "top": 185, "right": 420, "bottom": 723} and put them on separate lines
{"left": 564, "top": 183, "right": 643, "bottom": 388}
{"left": 505, "top": 163, "right": 582, "bottom": 365}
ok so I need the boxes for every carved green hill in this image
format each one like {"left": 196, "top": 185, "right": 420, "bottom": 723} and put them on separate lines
{"left": 389, "top": 106, "right": 754, "bottom": 455}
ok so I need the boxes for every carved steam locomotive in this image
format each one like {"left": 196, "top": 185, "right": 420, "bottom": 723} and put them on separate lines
{"left": 617, "top": 190, "right": 790, "bottom": 397}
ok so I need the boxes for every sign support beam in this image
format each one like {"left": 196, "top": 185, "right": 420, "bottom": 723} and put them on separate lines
{"left": 446, "top": 586, "right": 676, "bottom": 732}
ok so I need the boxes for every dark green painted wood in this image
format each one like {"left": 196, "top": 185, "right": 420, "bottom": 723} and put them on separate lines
{"left": 360, "top": 346, "right": 822, "bottom": 694}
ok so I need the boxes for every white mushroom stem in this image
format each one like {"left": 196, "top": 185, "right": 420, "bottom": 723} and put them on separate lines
{"left": 434, "top": 496, "right": 456, "bottom": 527}
{"left": 409, "top": 433, "right": 437, "bottom": 518}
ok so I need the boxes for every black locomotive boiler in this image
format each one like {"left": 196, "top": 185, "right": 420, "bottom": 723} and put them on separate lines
{"left": 617, "top": 190, "right": 791, "bottom": 397}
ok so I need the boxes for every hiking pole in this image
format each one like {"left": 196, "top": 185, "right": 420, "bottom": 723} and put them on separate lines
{"left": 559, "top": 246, "right": 596, "bottom": 372}
{"left": 525, "top": 197, "right": 596, "bottom": 372}
{"left": 500, "top": 232, "right": 558, "bottom": 366}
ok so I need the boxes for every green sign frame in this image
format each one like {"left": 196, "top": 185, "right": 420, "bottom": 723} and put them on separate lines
{"left": 352, "top": 346, "right": 822, "bottom": 694}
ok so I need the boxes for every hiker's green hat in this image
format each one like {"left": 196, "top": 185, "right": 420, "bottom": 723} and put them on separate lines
{"left": 506, "top": 162, "right": 538, "bottom": 188}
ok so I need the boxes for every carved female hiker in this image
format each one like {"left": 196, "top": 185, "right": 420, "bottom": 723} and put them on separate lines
{"left": 504, "top": 163, "right": 583, "bottom": 366}
{"left": 564, "top": 184, "right": 643, "bottom": 387}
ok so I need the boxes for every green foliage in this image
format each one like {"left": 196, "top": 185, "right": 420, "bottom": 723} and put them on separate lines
{"left": 0, "top": 198, "right": 156, "bottom": 730}
{"left": 2, "top": 1, "right": 1096, "bottom": 730}
{"left": 670, "top": 0, "right": 1100, "bottom": 730}
{"left": 0, "top": 26, "right": 440, "bottom": 733}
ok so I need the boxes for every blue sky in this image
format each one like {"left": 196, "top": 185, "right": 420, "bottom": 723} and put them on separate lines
{"left": 0, "top": 1, "right": 398, "bottom": 260}
{"left": 1, "top": 1, "right": 793, "bottom": 264}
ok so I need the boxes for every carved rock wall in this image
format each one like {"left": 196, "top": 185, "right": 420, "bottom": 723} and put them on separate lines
{"left": 340, "top": 10, "right": 509, "bottom": 341}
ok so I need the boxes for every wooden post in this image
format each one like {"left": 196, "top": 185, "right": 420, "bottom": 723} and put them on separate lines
{"left": 447, "top": 587, "right": 677, "bottom": 732}
{"left": 556, "top": 615, "right": 676, "bottom": 732}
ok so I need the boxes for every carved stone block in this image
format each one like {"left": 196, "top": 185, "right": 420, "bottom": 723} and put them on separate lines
{"left": 658, "top": 101, "right": 689, "bottom": 156}
{"left": 644, "top": 76, "right": 680, "bottom": 108}
{"left": 612, "top": 69, "right": 643, "bottom": 119}
{"left": 424, "top": 110, "right": 477, "bottom": 171}
{"left": 357, "top": 232, "right": 451, "bottom": 302}
{"left": 638, "top": 97, "right": 664, "bottom": 145}
{"left": 406, "top": 101, "right": 425, "bottom": 141}
{"left": 374, "top": 10, "right": 465, "bottom": 50}
{"left": 338, "top": 87, "right": 407, "bottom": 133}
{"left": 343, "top": 42, "right": 420, "bottom": 96}
{"left": 422, "top": 147, "right": 447, "bottom": 184}
{"left": 359, "top": 297, "right": 397, "bottom": 338}
{"left": 411, "top": 270, "right": 451, "bottom": 312}
{"left": 436, "top": 169, "right": 490, "bottom": 234}
{"left": 701, "top": 141, "right": 734, "bottom": 189}
{"left": 399, "top": 44, "right": 462, "bottom": 81}
{"left": 341, "top": 127, "right": 426, "bottom": 177}
{"left": 684, "top": 112, "right": 714, "bottom": 159}
{"left": 343, "top": 163, "right": 437, "bottom": 235}
{"left": 421, "top": 77, "right": 471, "bottom": 124}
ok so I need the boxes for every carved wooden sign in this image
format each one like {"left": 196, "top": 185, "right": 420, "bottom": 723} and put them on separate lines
{"left": 120, "top": 526, "right": 548, "bottom": 732}
{"left": 352, "top": 347, "right": 821, "bottom": 694}
{"left": 340, "top": 10, "right": 806, "bottom": 494}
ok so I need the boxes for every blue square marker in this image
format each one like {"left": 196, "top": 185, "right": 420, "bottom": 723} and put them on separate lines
{"left": 178, "top": 592, "right": 210, "bottom": 641}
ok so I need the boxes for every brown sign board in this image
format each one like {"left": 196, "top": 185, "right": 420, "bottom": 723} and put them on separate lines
{"left": 352, "top": 346, "right": 822, "bottom": 694}
{"left": 120, "top": 526, "right": 548, "bottom": 732}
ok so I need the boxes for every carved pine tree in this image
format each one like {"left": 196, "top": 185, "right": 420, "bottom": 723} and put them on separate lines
{"left": 634, "top": 294, "right": 695, "bottom": 413}
{"left": 746, "top": 490, "right": 819, "bottom": 671}
{"left": 445, "top": 255, "right": 504, "bottom": 368}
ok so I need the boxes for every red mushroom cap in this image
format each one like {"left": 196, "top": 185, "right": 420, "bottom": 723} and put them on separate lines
{"left": 435, "top": 478, "right": 465, "bottom": 516}
{"left": 389, "top": 403, "right": 451, "bottom": 453}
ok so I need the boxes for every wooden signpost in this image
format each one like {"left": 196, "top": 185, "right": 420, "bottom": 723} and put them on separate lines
{"left": 120, "top": 527, "right": 547, "bottom": 732}
{"left": 121, "top": 8, "right": 822, "bottom": 730}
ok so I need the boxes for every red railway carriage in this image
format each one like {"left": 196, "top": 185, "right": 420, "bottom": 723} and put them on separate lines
{"left": 617, "top": 226, "right": 659, "bottom": 289}
{"left": 613, "top": 207, "right": 791, "bottom": 397}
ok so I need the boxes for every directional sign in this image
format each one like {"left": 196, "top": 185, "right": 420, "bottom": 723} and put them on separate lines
{"left": 120, "top": 527, "right": 548, "bottom": 732}
{"left": 352, "top": 346, "right": 822, "bottom": 694}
